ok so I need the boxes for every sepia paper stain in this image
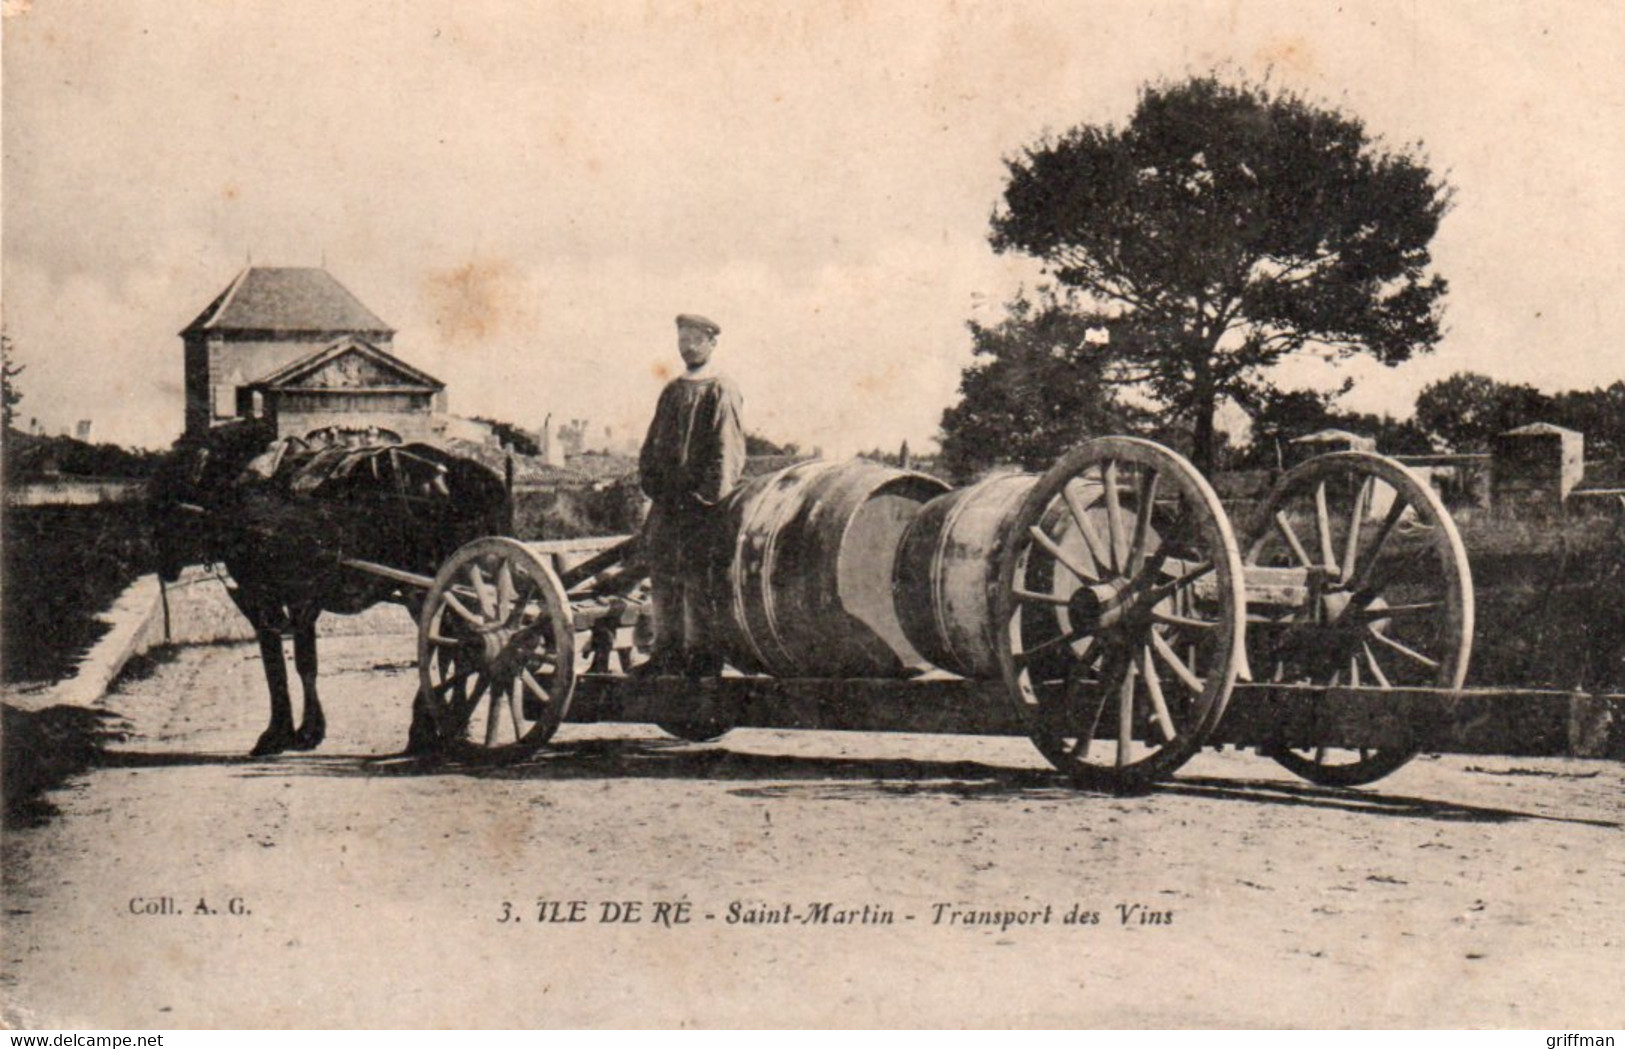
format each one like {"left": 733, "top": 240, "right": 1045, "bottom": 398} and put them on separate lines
{"left": 853, "top": 360, "right": 905, "bottom": 400}
{"left": 483, "top": 808, "right": 534, "bottom": 858}
{"left": 421, "top": 259, "right": 530, "bottom": 348}
{"left": 1255, "top": 36, "right": 1317, "bottom": 78}
{"left": 652, "top": 361, "right": 673, "bottom": 382}
{"left": 2, "top": 0, "right": 32, "bottom": 19}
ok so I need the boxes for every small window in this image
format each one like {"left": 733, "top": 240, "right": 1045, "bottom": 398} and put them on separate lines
{"left": 212, "top": 382, "right": 237, "bottom": 419}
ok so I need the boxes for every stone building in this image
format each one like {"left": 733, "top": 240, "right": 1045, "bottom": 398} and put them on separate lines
{"left": 1287, "top": 428, "right": 1377, "bottom": 466}
{"left": 243, "top": 336, "right": 446, "bottom": 445}
{"left": 181, "top": 266, "right": 446, "bottom": 442}
{"left": 1491, "top": 421, "right": 1585, "bottom": 508}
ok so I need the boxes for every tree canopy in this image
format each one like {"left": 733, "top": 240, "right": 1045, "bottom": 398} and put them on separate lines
{"left": 1414, "top": 371, "right": 1625, "bottom": 458}
{"left": 471, "top": 416, "right": 542, "bottom": 457}
{"left": 938, "top": 288, "right": 1145, "bottom": 480}
{"left": 989, "top": 75, "right": 1452, "bottom": 471}
{"left": 744, "top": 431, "right": 802, "bottom": 458}
{"left": 1237, "top": 384, "right": 1432, "bottom": 468}
{"left": 2, "top": 334, "right": 23, "bottom": 432}
{"left": 1413, "top": 373, "right": 1551, "bottom": 453}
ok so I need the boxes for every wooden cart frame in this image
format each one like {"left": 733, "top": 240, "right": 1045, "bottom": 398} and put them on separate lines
{"left": 341, "top": 438, "right": 1621, "bottom": 792}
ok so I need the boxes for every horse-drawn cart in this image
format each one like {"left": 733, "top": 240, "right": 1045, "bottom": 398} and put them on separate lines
{"left": 328, "top": 435, "right": 1593, "bottom": 794}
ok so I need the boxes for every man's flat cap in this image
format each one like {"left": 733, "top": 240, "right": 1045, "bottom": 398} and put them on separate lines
{"left": 676, "top": 313, "right": 721, "bottom": 336}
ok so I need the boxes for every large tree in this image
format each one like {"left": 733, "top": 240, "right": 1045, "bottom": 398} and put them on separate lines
{"left": 990, "top": 75, "right": 1452, "bottom": 471}
{"left": 938, "top": 288, "right": 1144, "bottom": 479}
{"left": 1414, "top": 371, "right": 1553, "bottom": 452}
{"left": 1549, "top": 381, "right": 1625, "bottom": 461}
{"left": 1, "top": 334, "right": 23, "bottom": 432}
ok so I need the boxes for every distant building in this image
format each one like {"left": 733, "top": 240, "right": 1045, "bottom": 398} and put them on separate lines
{"left": 243, "top": 336, "right": 446, "bottom": 444}
{"left": 1287, "top": 428, "right": 1376, "bottom": 466}
{"left": 1492, "top": 421, "right": 1584, "bottom": 508}
{"left": 181, "top": 266, "right": 447, "bottom": 442}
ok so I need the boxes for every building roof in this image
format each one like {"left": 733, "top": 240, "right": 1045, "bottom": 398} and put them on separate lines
{"left": 181, "top": 267, "right": 393, "bottom": 336}
{"left": 249, "top": 337, "right": 443, "bottom": 391}
{"left": 1502, "top": 421, "right": 1581, "bottom": 438}
{"left": 1290, "top": 428, "right": 1372, "bottom": 445}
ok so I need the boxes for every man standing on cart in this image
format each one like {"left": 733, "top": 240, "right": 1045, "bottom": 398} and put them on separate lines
{"left": 638, "top": 313, "right": 745, "bottom": 675}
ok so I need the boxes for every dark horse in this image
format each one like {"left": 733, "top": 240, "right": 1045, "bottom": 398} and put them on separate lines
{"left": 150, "top": 421, "right": 508, "bottom": 756}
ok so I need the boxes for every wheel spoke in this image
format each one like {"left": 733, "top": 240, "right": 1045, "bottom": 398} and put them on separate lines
{"left": 1077, "top": 650, "right": 1127, "bottom": 758}
{"left": 1149, "top": 630, "right": 1205, "bottom": 694}
{"left": 432, "top": 667, "right": 472, "bottom": 696}
{"left": 1362, "top": 641, "right": 1393, "bottom": 688}
{"left": 1341, "top": 479, "right": 1373, "bottom": 581}
{"left": 1348, "top": 654, "right": 1361, "bottom": 688}
{"left": 1014, "top": 628, "right": 1086, "bottom": 663}
{"left": 1028, "top": 525, "right": 1096, "bottom": 586}
{"left": 426, "top": 632, "right": 461, "bottom": 647}
{"left": 496, "top": 560, "right": 516, "bottom": 622}
{"left": 454, "top": 674, "right": 489, "bottom": 722}
{"left": 1314, "top": 482, "right": 1336, "bottom": 570}
{"left": 1348, "top": 498, "right": 1409, "bottom": 593}
{"left": 520, "top": 668, "right": 550, "bottom": 701}
{"left": 1127, "top": 468, "right": 1160, "bottom": 575}
{"left": 507, "top": 581, "right": 539, "bottom": 624}
{"left": 1138, "top": 645, "right": 1178, "bottom": 742}
{"left": 1150, "top": 609, "right": 1216, "bottom": 631}
{"left": 1061, "top": 481, "right": 1114, "bottom": 577}
{"left": 1116, "top": 656, "right": 1138, "bottom": 768}
{"left": 440, "top": 591, "right": 484, "bottom": 628}
{"left": 1368, "top": 628, "right": 1440, "bottom": 670}
{"left": 507, "top": 683, "right": 526, "bottom": 739}
{"left": 1273, "top": 512, "right": 1314, "bottom": 570}
{"left": 1013, "top": 587, "right": 1072, "bottom": 607}
{"left": 1145, "top": 560, "right": 1214, "bottom": 605}
{"left": 1349, "top": 601, "right": 1440, "bottom": 622}
{"left": 1103, "top": 460, "right": 1126, "bottom": 575}
{"left": 484, "top": 683, "right": 507, "bottom": 745}
{"left": 468, "top": 563, "right": 497, "bottom": 618}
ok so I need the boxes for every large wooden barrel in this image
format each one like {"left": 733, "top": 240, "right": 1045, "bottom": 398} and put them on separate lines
{"left": 892, "top": 472, "right": 1036, "bottom": 678}
{"left": 703, "top": 459, "right": 950, "bottom": 677}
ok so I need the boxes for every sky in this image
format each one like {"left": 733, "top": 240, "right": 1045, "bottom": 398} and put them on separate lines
{"left": 4, "top": 0, "right": 1623, "bottom": 453}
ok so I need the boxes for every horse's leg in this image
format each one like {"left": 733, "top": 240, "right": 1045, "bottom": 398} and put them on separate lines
{"left": 404, "top": 686, "right": 441, "bottom": 756}
{"left": 401, "top": 594, "right": 440, "bottom": 756}
{"left": 291, "top": 611, "right": 326, "bottom": 751}
{"left": 250, "top": 624, "right": 297, "bottom": 757}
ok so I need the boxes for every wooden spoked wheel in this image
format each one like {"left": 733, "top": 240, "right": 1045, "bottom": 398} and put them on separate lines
{"left": 998, "top": 437, "right": 1247, "bottom": 792}
{"left": 417, "top": 538, "right": 578, "bottom": 759}
{"left": 1243, "top": 452, "right": 1473, "bottom": 786}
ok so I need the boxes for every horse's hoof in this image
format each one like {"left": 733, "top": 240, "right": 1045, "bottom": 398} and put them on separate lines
{"left": 250, "top": 730, "right": 294, "bottom": 757}
{"left": 292, "top": 723, "right": 326, "bottom": 751}
{"left": 402, "top": 727, "right": 440, "bottom": 757}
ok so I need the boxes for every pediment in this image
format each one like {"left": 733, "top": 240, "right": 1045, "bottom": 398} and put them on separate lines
{"left": 285, "top": 349, "right": 416, "bottom": 389}
{"left": 253, "top": 337, "right": 443, "bottom": 391}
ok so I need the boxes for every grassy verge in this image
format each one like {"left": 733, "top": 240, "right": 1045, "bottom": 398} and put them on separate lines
{"left": 1456, "top": 506, "right": 1625, "bottom": 691}
{"left": 1, "top": 703, "right": 128, "bottom": 828}
{"left": 2, "top": 503, "right": 154, "bottom": 685}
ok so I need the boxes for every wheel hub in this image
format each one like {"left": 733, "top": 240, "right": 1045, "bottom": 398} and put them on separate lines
{"left": 1066, "top": 579, "right": 1130, "bottom": 629}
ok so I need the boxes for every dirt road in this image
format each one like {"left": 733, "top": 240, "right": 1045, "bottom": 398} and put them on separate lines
{"left": 3, "top": 633, "right": 1621, "bottom": 1028}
